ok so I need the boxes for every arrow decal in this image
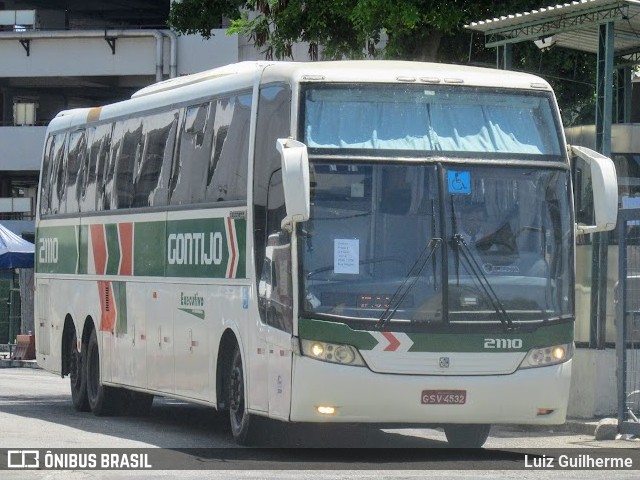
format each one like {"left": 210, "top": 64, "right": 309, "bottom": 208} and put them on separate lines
{"left": 382, "top": 332, "right": 401, "bottom": 351}
{"left": 370, "top": 332, "right": 415, "bottom": 352}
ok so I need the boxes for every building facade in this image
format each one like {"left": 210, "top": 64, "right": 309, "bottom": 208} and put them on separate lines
{"left": 0, "top": 0, "right": 308, "bottom": 238}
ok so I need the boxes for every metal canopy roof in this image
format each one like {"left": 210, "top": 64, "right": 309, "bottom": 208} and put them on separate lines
{"left": 466, "top": 0, "right": 640, "bottom": 59}
{"left": 468, "top": 1, "right": 638, "bottom": 346}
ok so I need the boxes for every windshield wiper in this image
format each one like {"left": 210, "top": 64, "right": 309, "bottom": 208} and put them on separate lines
{"left": 452, "top": 234, "right": 513, "bottom": 331}
{"left": 375, "top": 237, "right": 442, "bottom": 331}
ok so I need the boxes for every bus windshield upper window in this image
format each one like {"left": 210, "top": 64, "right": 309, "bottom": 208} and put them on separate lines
{"left": 303, "top": 85, "right": 562, "bottom": 158}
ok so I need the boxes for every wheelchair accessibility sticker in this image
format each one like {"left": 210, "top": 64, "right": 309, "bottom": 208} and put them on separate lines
{"left": 448, "top": 171, "right": 471, "bottom": 194}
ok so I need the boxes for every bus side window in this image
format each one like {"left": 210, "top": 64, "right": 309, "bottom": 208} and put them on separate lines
{"left": 77, "top": 127, "right": 95, "bottom": 212}
{"left": 253, "top": 84, "right": 291, "bottom": 305}
{"left": 261, "top": 169, "right": 293, "bottom": 333}
{"left": 65, "top": 129, "right": 87, "bottom": 214}
{"left": 48, "top": 132, "right": 67, "bottom": 215}
{"left": 39, "top": 135, "right": 56, "bottom": 215}
{"left": 204, "top": 92, "right": 251, "bottom": 202}
{"left": 132, "top": 110, "right": 178, "bottom": 208}
{"left": 170, "top": 103, "right": 213, "bottom": 205}
{"left": 104, "top": 121, "right": 124, "bottom": 210}
{"left": 114, "top": 118, "right": 143, "bottom": 209}
{"left": 92, "top": 124, "right": 113, "bottom": 212}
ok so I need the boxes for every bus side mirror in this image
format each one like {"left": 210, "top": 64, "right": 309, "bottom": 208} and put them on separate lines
{"left": 276, "top": 138, "right": 310, "bottom": 230}
{"left": 570, "top": 145, "right": 618, "bottom": 234}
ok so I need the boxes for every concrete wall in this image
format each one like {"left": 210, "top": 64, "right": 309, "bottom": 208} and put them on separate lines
{"left": 568, "top": 348, "right": 640, "bottom": 418}
{"left": 0, "top": 36, "right": 158, "bottom": 77}
{"left": 176, "top": 30, "right": 239, "bottom": 75}
{"left": 0, "top": 30, "right": 240, "bottom": 79}
{"left": 568, "top": 348, "right": 617, "bottom": 418}
{"left": 0, "top": 126, "right": 46, "bottom": 170}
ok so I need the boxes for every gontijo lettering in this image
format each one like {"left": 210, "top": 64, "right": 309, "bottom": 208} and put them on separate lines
{"left": 167, "top": 232, "right": 223, "bottom": 265}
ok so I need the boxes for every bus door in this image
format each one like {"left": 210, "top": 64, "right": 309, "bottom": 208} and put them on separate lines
{"left": 258, "top": 170, "right": 294, "bottom": 420}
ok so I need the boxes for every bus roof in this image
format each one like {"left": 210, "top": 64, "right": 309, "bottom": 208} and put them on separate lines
{"left": 46, "top": 60, "right": 553, "bottom": 133}
{"left": 134, "top": 60, "right": 553, "bottom": 97}
{"left": 259, "top": 60, "right": 552, "bottom": 91}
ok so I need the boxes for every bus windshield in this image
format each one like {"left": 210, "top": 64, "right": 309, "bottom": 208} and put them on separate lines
{"left": 303, "top": 85, "right": 562, "bottom": 159}
{"left": 300, "top": 162, "right": 573, "bottom": 329}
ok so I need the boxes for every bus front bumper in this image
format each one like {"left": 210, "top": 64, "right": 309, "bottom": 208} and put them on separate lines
{"left": 289, "top": 355, "right": 571, "bottom": 425}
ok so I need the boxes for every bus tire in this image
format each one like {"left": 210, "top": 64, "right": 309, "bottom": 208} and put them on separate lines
{"left": 69, "top": 329, "right": 89, "bottom": 412}
{"left": 443, "top": 424, "right": 491, "bottom": 448}
{"left": 86, "top": 328, "right": 126, "bottom": 416}
{"left": 228, "top": 345, "right": 259, "bottom": 445}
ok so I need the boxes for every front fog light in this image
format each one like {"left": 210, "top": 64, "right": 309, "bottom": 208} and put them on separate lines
{"left": 301, "top": 339, "right": 366, "bottom": 366}
{"left": 317, "top": 406, "right": 336, "bottom": 415}
{"left": 519, "top": 343, "right": 573, "bottom": 369}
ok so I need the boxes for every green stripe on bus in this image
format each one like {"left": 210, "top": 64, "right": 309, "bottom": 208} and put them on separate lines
{"left": 234, "top": 219, "right": 247, "bottom": 278}
{"left": 165, "top": 217, "right": 230, "bottom": 278}
{"left": 78, "top": 225, "right": 88, "bottom": 275}
{"left": 298, "top": 318, "right": 379, "bottom": 350}
{"left": 407, "top": 322, "right": 573, "bottom": 352}
{"left": 105, "top": 224, "right": 120, "bottom": 275}
{"left": 35, "top": 225, "right": 79, "bottom": 274}
{"left": 36, "top": 216, "right": 247, "bottom": 279}
{"left": 113, "top": 281, "right": 127, "bottom": 335}
{"left": 133, "top": 221, "right": 166, "bottom": 277}
{"left": 298, "top": 317, "right": 574, "bottom": 352}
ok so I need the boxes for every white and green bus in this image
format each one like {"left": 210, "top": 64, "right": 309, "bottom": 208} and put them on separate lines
{"left": 35, "top": 61, "right": 617, "bottom": 447}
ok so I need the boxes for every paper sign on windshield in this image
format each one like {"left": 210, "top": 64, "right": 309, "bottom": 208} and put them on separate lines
{"left": 334, "top": 239, "right": 359, "bottom": 274}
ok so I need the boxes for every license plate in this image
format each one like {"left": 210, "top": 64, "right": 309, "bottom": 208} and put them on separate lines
{"left": 421, "top": 390, "right": 467, "bottom": 405}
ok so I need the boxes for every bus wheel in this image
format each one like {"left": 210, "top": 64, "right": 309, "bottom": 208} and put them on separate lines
{"left": 228, "top": 346, "right": 258, "bottom": 445}
{"left": 69, "top": 329, "right": 90, "bottom": 412}
{"left": 86, "top": 328, "right": 125, "bottom": 416}
{"left": 443, "top": 424, "right": 491, "bottom": 448}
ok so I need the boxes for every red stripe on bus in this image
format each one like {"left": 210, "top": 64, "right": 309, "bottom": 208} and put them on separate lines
{"left": 118, "top": 222, "right": 133, "bottom": 275}
{"left": 90, "top": 224, "right": 107, "bottom": 275}
{"left": 98, "top": 281, "right": 116, "bottom": 332}
{"left": 382, "top": 332, "right": 401, "bottom": 351}
{"left": 226, "top": 217, "right": 237, "bottom": 278}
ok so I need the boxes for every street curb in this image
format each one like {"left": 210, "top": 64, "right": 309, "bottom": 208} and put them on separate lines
{"left": 0, "top": 358, "right": 41, "bottom": 369}
{"left": 515, "top": 419, "right": 598, "bottom": 436}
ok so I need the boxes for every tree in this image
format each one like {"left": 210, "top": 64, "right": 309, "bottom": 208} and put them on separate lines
{"left": 168, "top": 1, "right": 543, "bottom": 61}
{"left": 167, "top": 1, "right": 596, "bottom": 122}
{"left": 167, "top": 0, "right": 245, "bottom": 37}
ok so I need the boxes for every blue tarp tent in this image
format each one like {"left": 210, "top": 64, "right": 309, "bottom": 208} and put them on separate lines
{"left": 0, "top": 223, "right": 34, "bottom": 269}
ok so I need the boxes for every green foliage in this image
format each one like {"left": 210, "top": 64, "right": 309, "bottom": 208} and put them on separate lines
{"left": 229, "top": 1, "right": 366, "bottom": 60}
{"left": 167, "top": 0, "right": 245, "bottom": 38}
{"left": 168, "top": 1, "right": 598, "bottom": 119}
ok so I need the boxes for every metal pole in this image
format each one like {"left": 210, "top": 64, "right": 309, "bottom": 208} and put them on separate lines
{"left": 496, "top": 44, "right": 513, "bottom": 70}
{"left": 617, "top": 213, "right": 627, "bottom": 429}
{"left": 623, "top": 66, "right": 632, "bottom": 124}
{"left": 592, "top": 21, "right": 614, "bottom": 349}
{"left": 595, "top": 21, "right": 614, "bottom": 157}
{"left": 503, "top": 43, "right": 512, "bottom": 70}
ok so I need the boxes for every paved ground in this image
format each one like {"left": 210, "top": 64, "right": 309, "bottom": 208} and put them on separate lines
{"left": 0, "top": 366, "right": 639, "bottom": 479}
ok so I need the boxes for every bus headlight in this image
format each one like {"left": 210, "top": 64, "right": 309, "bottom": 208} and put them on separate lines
{"left": 519, "top": 343, "right": 573, "bottom": 369}
{"left": 300, "top": 339, "right": 366, "bottom": 367}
